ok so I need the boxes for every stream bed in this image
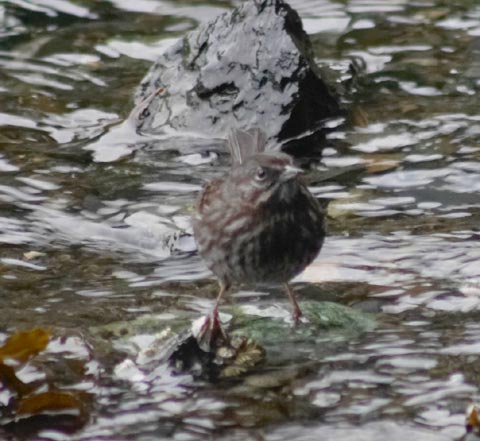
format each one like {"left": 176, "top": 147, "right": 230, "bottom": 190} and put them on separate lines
{"left": 1, "top": 0, "right": 480, "bottom": 440}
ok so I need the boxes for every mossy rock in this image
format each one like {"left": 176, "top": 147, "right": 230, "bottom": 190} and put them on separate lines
{"left": 231, "top": 300, "right": 376, "bottom": 346}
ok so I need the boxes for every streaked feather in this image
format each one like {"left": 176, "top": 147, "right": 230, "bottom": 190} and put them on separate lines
{"left": 227, "top": 128, "right": 267, "bottom": 164}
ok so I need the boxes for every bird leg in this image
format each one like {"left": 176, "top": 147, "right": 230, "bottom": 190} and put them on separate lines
{"left": 196, "top": 282, "right": 229, "bottom": 352}
{"left": 284, "top": 283, "right": 302, "bottom": 325}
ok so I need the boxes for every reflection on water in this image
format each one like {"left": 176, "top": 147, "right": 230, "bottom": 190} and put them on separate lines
{"left": 1, "top": 0, "right": 480, "bottom": 439}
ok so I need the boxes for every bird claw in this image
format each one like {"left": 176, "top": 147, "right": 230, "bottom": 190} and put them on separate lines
{"left": 192, "top": 311, "right": 229, "bottom": 352}
{"left": 292, "top": 309, "right": 302, "bottom": 327}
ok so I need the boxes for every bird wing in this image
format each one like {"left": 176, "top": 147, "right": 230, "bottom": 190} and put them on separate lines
{"left": 227, "top": 128, "right": 267, "bottom": 165}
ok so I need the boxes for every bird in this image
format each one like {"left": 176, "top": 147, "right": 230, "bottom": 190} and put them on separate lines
{"left": 192, "top": 128, "right": 326, "bottom": 348}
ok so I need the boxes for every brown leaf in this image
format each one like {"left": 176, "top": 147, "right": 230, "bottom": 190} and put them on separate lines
{"left": 0, "top": 328, "right": 50, "bottom": 363}
{"left": 17, "top": 391, "right": 86, "bottom": 418}
{"left": 0, "top": 361, "right": 35, "bottom": 396}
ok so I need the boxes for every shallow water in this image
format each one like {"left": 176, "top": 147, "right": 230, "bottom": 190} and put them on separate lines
{"left": 1, "top": 0, "right": 480, "bottom": 440}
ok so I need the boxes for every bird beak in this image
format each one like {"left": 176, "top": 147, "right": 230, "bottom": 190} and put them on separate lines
{"left": 280, "top": 164, "right": 303, "bottom": 182}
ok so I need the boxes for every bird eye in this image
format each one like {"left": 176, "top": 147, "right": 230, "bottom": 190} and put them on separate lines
{"left": 255, "top": 167, "right": 267, "bottom": 181}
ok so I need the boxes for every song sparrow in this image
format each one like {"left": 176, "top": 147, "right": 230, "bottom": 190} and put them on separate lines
{"left": 192, "top": 128, "right": 325, "bottom": 346}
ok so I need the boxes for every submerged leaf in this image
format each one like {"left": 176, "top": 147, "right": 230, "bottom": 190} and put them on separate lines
{"left": 17, "top": 391, "right": 87, "bottom": 418}
{"left": 0, "top": 328, "right": 50, "bottom": 363}
{"left": 0, "top": 362, "right": 35, "bottom": 397}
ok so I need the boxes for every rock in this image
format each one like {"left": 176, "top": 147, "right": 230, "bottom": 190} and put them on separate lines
{"left": 133, "top": 0, "right": 344, "bottom": 154}
{"left": 89, "top": 300, "right": 374, "bottom": 381}
{"left": 302, "top": 301, "right": 376, "bottom": 332}
{"left": 90, "top": 311, "right": 266, "bottom": 382}
{"left": 233, "top": 300, "right": 375, "bottom": 342}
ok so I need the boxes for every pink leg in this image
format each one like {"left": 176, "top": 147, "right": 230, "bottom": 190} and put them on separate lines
{"left": 197, "top": 282, "right": 229, "bottom": 351}
{"left": 284, "top": 283, "right": 302, "bottom": 325}
{"left": 211, "top": 282, "right": 228, "bottom": 320}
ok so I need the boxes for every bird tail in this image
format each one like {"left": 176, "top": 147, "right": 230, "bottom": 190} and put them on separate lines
{"left": 227, "top": 128, "right": 267, "bottom": 164}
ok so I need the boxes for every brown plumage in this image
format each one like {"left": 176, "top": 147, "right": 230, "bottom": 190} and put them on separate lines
{"left": 192, "top": 128, "right": 325, "bottom": 343}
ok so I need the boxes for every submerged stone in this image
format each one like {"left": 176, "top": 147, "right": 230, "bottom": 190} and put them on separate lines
{"left": 233, "top": 301, "right": 376, "bottom": 343}
{"left": 133, "top": 0, "right": 344, "bottom": 153}
{"left": 90, "top": 300, "right": 374, "bottom": 381}
{"left": 302, "top": 300, "right": 376, "bottom": 331}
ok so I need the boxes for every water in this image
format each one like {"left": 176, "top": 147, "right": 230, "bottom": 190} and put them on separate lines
{"left": 1, "top": 0, "right": 480, "bottom": 439}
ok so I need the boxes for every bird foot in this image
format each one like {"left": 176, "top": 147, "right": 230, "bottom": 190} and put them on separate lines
{"left": 291, "top": 308, "right": 303, "bottom": 327}
{"left": 192, "top": 310, "right": 229, "bottom": 352}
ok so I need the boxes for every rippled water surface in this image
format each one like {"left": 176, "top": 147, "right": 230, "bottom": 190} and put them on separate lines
{"left": 1, "top": 0, "right": 480, "bottom": 440}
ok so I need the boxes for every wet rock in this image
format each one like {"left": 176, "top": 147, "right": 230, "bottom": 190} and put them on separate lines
{"left": 233, "top": 300, "right": 375, "bottom": 340}
{"left": 163, "top": 314, "right": 265, "bottom": 381}
{"left": 133, "top": 0, "right": 344, "bottom": 154}
{"left": 169, "top": 331, "right": 265, "bottom": 381}
{"left": 302, "top": 301, "right": 376, "bottom": 331}
{"left": 91, "top": 300, "right": 374, "bottom": 382}
{"left": 91, "top": 312, "right": 266, "bottom": 382}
